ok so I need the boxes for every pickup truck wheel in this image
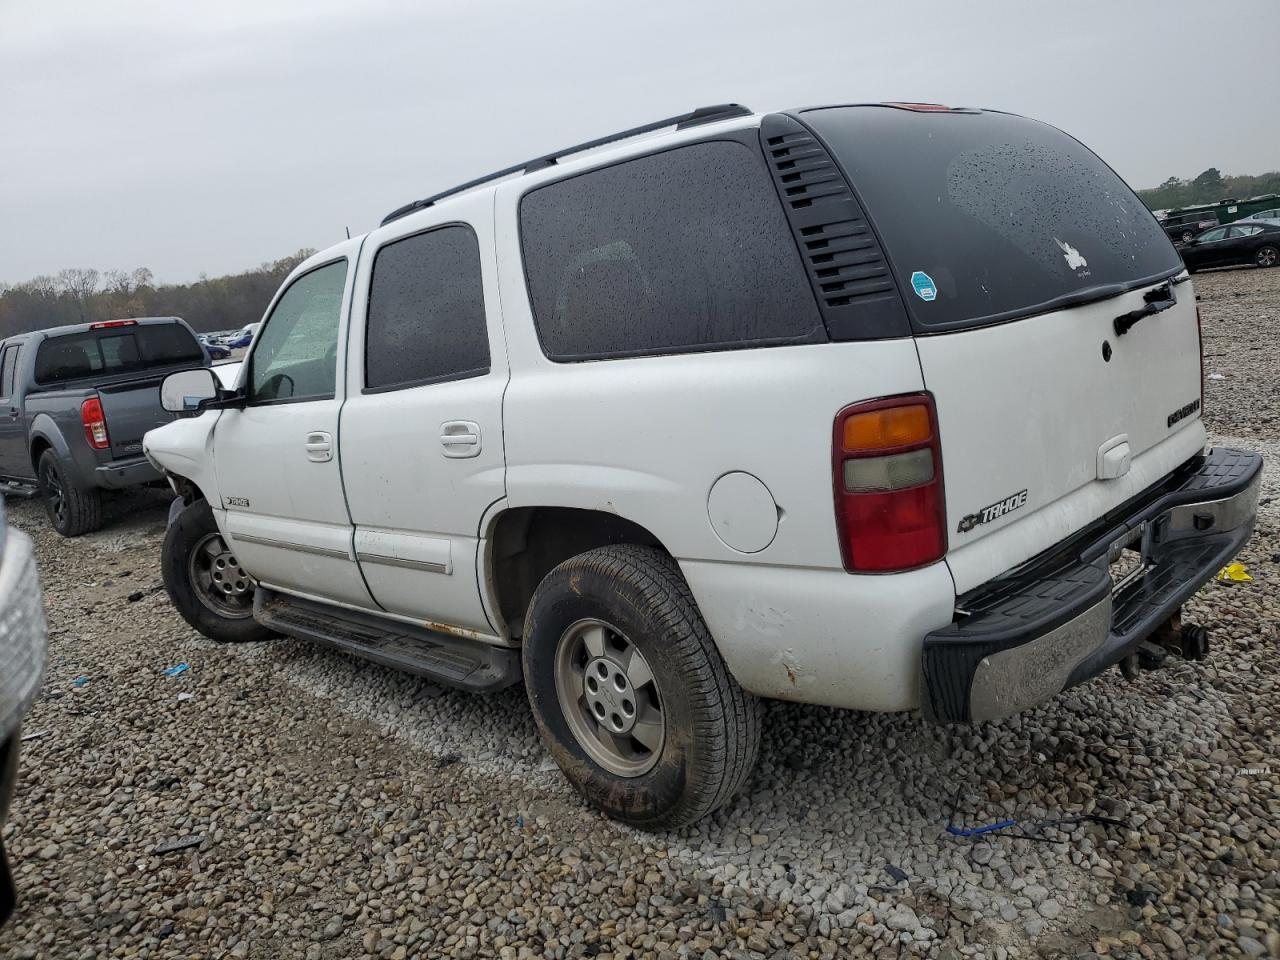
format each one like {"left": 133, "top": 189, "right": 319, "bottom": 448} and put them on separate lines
{"left": 37, "top": 449, "right": 101, "bottom": 537}
{"left": 523, "top": 544, "right": 761, "bottom": 828}
{"left": 162, "top": 499, "right": 274, "bottom": 643}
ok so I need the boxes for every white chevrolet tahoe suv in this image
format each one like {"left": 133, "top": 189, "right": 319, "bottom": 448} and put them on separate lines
{"left": 144, "top": 102, "right": 1261, "bottom": 828}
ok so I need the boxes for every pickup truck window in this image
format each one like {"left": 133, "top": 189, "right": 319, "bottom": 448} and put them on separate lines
{"left": 249, "top": 259, "right": 347, "bottom": 403}
{"left": 33, "top": 323, "right": 204, "bottom": 385}
{"left": 519, "top": 140, "right": 824, "bottom": 361}
{"left": 0, "top": 345, "right": 18, "bottom": 398}
{"left": 365, "top": 225, "right": 490, "bottom": 391}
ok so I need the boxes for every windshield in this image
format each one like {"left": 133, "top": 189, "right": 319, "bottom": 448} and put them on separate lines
{"left": 802, "top": 106, "right": 1183, "bottom": 331}
{"left": 34, "top": 323, "right": 204, "bottom": 384}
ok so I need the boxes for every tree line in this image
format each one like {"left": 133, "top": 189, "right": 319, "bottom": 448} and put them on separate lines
{"left": 0, "top": 249, "right": 316, "bottom": 340}
{"left": 1137, "top": 168, "right": 1280, "bottom": 212}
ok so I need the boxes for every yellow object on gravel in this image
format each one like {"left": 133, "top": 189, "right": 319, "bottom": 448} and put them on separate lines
{"left": 1216, "top": 562, "right": 1253, "bottom": 582}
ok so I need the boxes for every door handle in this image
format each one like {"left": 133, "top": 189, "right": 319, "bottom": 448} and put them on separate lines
{"left": 305, "top": 431, "right": 333, "bottom": 463}
{"left": 440, "top": 420, "right": 481, "bottom": 458}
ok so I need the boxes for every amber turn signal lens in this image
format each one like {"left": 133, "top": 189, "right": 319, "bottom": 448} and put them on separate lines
{"left": 841, "top": 404, "right": 931, "bottom": 452}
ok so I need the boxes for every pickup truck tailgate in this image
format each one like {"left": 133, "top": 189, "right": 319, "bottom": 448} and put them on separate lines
{"left": 97, "top": 375, "right": 177, "bottom": 459}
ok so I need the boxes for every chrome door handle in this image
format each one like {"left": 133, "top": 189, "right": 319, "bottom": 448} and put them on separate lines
{"left": 440, "top": 420, "right": 481, "bottom": 458}
{"left": 305, "top": 431, "right": 333, "bottom": 463}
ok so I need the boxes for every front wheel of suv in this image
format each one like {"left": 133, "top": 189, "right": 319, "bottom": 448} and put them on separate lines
{"left": 162, "top": 498, "right": 274, "bottom": 643}
{"left": 1255, "top": 245, "right": 1278, "bottom": 268}
{"left": 522, "top": 544, "right": 761, "bottom": 828}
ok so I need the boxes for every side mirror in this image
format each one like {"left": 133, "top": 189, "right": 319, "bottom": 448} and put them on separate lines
{"left": 161, "top": 368, "right": 220, "bottom": 413}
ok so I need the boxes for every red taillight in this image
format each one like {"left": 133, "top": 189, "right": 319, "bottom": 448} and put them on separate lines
{"left": 833, "top": 394, "right": 946, "bottom": 572}
{"left": 81, "top": 397, "right": 109, "bottom": 449}
{"left": 89, "top": 319, "right": 137, "bottom": 329}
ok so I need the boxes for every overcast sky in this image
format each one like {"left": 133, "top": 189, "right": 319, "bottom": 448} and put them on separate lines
{"left": 2, "top": 0, "right": 1277, "bottom": 285}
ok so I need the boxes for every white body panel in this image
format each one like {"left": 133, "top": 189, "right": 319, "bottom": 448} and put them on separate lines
{"left": 917, "top": 279, "right": 1205, "bottom": 592}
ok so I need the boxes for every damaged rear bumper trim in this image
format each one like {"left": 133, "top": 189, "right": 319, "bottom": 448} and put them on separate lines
{"left": 922, "top": 447, "right": 1262, "bottom": 723}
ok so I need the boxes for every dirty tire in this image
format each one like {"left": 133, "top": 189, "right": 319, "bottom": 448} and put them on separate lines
{"left": 523, "top": 544, "right": 761, "bottom": 829}
{"left": 1180, "top": 230, "right": 1195, "bottom": 244}
{"left": 1255, "top": 244, "right": 1279, "bottom": 268}
{"left": 37, "top": 448, "right": 102, "bottom": 537}
{"left": 162, "top": 498, "right": 274, "bottom": 644}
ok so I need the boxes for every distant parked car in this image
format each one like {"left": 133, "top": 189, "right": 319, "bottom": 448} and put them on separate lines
{"left": 1180, "top": 220, "right": 1280, "bottom": 272}
{"left": 227, "top": 323, "right": 259, "bottom": 349}
{"left": 1244, "top": 207, "right": 1280, "bottom": 221}
{"left": 1160, "top": 210, "right": 1219, "bottom": 244}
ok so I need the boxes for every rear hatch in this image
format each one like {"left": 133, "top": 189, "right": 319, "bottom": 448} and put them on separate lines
{"left": 803, "top": 106, "right": 1205, "bottom": 592}
{"left": 33, "top": 320, "right": 207, "bottom": 459}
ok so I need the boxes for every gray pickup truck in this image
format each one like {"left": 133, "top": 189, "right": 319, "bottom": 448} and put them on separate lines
{"left": 0, "top": 318, "right": 210, "bottom": 536}
{"left": 0, "top": 497, "right": 48, "bottom": 924}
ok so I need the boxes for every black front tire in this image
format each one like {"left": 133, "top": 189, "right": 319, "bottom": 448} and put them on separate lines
{"left": 37, "top": 449, "right": 102, "bottom": 537}
{"left": 162, "top": 498, "right": 274, "bottom": 643}
{"left": 523, "top": 544, "right": 761, "bottom": 829}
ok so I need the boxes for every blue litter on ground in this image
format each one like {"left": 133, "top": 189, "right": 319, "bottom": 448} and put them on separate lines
{"left": 72, "top": 676, "right": 90, "bottom": 688}
{"left": 946, "top": 819, "right": 1017, "bottom": 838}
{"left": 163, "top": 664, "right": 190, "bottom": 677}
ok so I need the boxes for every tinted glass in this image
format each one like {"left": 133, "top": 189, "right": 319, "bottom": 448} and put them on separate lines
{"left": 34, "top": 323, "right": 204, "bottom": 384}
{"left": 365, "top": 226, "right": 490, "bottom": 390}
{"left": 1199, "top": 228, "right": 1227, "bottom": 242}
{"left": 1228, "top": 225, "right": 1261, "bottom": 238}
{"left": 803, "top": 107, "right": 1184, "bottom": 330}
{"left": 0, "top": 346, "right": 17, "bottom": 397}
{"left": 250, "top": 260, "right": 347, "bottom": 402}
{"left": 520, "top": 140, "right": 823, "bottom": 360}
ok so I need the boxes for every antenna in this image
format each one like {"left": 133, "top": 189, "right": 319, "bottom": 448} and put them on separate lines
{"left": 345, "top": 226, "right": 351, "bottom": 239}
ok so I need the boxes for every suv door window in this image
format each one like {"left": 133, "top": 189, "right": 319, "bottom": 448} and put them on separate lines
{"left": 519, "top": 140, "right": 824, "bottom": 360}
{"left": 364, "top": 225, "right": 490, "bottom": 391}
{"left": 249, "top": 260, "right": 347, "bottom": 403}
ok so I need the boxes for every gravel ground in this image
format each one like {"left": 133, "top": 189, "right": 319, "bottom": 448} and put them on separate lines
{"left": 1, "top": 266, "right": 1278, "bottom": 960}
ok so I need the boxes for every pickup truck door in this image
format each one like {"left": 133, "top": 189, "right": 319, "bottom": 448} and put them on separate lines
{"left": 339, "top": 193, "right": 508, "bottom": 636}
{"left": 212, "top": 244, "right": 376, "bottom": 609}
{"left": 0, "top": 343, "right": 29, "bottom": 479}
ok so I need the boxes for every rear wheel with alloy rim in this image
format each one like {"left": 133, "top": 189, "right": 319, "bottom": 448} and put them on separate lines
{"left": 1256, "top": 245, "right": 1278, "bottom": 268}
{"left": 523, "top": 544, "right": 761, "bottom": 828}
{"left": 162, "top": 498, "right": 274, "bottom": 643}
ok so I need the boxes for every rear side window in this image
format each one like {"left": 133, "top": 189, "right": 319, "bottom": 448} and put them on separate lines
{"left": 520, "top": 140, "right": 824, "bottom": 360}
{"left": 803, "top": 107, "right": 1184, "bottom": 331}
{"left": 0, "top": 345, "right": 19, "bottom": 397}
{"left": 34, "top": 323, "right": 204, "bottom": 384}
{"left": 365, "top": 225, "right": 490, "bottom": 391}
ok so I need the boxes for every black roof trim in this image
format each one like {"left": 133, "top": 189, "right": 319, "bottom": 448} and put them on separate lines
{"left": 380, "top": 103, "right": 752, "bottom": 226}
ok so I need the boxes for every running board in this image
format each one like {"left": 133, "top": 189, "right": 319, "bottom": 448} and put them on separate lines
{"left": 253, "top": 589, "right": 520, "bottom": 693}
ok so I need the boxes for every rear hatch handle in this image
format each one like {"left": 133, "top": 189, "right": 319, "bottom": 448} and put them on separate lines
{"left": 1113, "top": 283, "right": 1176, "bottom": 337}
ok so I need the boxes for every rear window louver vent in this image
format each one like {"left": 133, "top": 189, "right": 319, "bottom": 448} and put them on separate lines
{"left": 759, "top": 113, "right": 910, "bottom": 340}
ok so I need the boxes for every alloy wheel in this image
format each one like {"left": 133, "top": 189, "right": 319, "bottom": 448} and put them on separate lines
{"left": 553, "top": 618, "right": 665, "bottom": 777}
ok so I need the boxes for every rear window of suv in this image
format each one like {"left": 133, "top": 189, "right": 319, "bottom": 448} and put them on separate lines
{"left": 802, "top": 107, "right": 1183, "bottom": 332}
{"left": 34, "top": 322, "right": 204, "bottom": 384}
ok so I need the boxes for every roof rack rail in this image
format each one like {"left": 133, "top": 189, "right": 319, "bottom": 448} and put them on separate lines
{"left": 380, "top": 103, "right": 752, "bottom": 226}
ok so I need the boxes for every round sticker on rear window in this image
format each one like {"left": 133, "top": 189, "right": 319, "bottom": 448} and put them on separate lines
{"left": 910, "top": 270, "right": 937, "bottom": 301}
